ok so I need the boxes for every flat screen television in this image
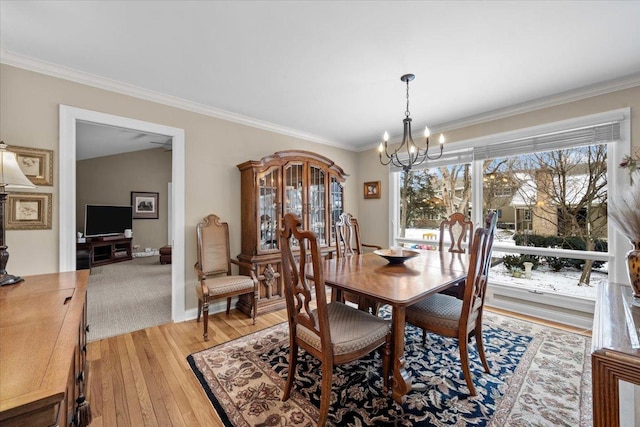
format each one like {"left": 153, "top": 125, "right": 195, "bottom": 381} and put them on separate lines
{"left": 84, "top": 204, "right": 133, "bottom": 237}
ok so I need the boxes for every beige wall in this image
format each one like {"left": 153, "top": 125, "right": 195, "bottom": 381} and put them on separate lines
{"left": 0, "top": 64, "right": 360, "bottom": 310}
{"left": 2, "top": 62, "right": 637, "bottom": 310}
{"left": 76, "top": 148, "right": 172, "bottom": 251}
{"left": 358, "top": 86, "right": 640, "bottom": 246}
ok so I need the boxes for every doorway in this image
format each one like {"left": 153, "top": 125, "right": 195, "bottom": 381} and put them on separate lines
{"left": 59, "top": 105, "right": 186, "bottom": 322}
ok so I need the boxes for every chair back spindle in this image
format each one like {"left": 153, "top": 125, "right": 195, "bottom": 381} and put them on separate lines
{"left": 439, "top": 212, "right": 474, "bottom": 253}
{"left": 280, "top": 213, "right": 331, "bottom": 344}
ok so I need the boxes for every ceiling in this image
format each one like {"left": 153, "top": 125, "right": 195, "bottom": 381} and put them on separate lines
{"left": 2, "top": 1, "right": 640, "bottom": 158}
{"left": 75, "top": 122, "right": 172, "bottom": 161}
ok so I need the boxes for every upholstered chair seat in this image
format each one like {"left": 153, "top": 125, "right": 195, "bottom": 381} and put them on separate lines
{"left": 297, "top": 302, "right": 391, "bottom": 355}
{"left": 405, "top": 293, "right": 481, "bottom": 330}
{"left": 202, "top": 275, "right": 255, "bottom": 297}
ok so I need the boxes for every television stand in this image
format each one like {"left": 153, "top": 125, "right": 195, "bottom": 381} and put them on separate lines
{"left": 93, "top": 234, "right": 128, "bottom": 242}
{"left": 78, "top": 237, "right": 133, "bottom": 267}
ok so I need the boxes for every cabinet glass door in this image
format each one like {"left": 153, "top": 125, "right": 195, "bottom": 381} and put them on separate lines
{"left": 258, "top": 167, "right": 279, "bottom": 251}
{"left": 309, "top": 165, "right": 326, "bottom": 246}
{"left": 284, "top": 163, "right": 304, "bottom": 247}
{"left": 329, "top": 176, "right": 344, "bottom": 245}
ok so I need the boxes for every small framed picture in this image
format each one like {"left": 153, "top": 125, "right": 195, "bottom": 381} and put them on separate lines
{"left": 6, "top": 192, "right": 53, "bottom": 230}
{"left": 7, "top": 146, "right": 54, "bottom": 186}
{"left": 364, "top": 181, "right": 381, "bottom": 199}
{"left": 131, "top": 191, "right": 159, "bottom": 219}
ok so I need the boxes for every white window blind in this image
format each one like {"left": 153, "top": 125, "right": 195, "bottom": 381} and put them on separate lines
{"left": 390, "top": 120, "right": 620, "bottom": 172}
{"left": 474, "top": 121, "right": 620, "bottom": 161}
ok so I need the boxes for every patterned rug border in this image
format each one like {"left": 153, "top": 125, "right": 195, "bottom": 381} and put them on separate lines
{"left": 187, "top": 355, "right": 235, "bottom": 426}
{"left": 188, "top": 311, "right": 592, "bottom": 426}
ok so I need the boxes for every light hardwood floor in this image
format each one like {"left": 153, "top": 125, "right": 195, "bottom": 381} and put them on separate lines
{"left": 86, "top": 306, "right": 589, "bottom": 426}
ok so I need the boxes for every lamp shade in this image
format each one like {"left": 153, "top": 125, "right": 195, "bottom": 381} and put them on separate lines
{"left": 0, "top": 143, "right": 35, "bottom": 189}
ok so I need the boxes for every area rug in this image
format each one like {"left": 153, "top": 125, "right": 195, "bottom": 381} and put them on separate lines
{"left": 188, "top": 310, "right": 592, "bottom": 426}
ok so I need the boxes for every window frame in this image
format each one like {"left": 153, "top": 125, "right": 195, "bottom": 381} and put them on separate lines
{"left": 391, "top": 108, "right": 632, "bottom": 287}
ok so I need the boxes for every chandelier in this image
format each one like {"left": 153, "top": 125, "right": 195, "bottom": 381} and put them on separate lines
{"left": 378, "top": 74, "right": 444, "bottom": 173}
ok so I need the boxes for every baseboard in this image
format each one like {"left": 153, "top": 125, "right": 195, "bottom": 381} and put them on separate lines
{"left": 486, "top": 282, "right": 594, "bottom": 330}
{"left": 183, "top": 299, "right": 235, "bottom": 322}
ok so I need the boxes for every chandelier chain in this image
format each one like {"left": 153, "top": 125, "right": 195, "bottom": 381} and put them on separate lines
{"left": 405, "top": 79, "right": 410, "bottom": 118}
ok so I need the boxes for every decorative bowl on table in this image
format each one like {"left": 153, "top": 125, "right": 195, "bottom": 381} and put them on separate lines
{"left": 374, "top": 249, "right": 420, "bottom": 264}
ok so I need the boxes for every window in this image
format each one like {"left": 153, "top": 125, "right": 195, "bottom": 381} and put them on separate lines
{"left": 392, "top": 109, "right": 631, "bottom": 306}
{"left": 398, "top": 164, "right": 472, "bottom": 246}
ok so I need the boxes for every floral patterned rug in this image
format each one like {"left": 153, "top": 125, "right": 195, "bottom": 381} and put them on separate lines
{"left": 187, "top": 310, "right": 592, "bottom": 426}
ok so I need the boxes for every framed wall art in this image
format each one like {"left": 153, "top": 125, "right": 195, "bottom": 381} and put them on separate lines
{"left": 8, "top": 146, "right": 54, "bottom": 186}
{"left": 131, "top": 191, "right": 159, "bottom": 219}
{"left": 363, "top": 181, "right": 381, "bottom": 199}
{"left": 6, "top": 192, "right": 53, "bottom": 230}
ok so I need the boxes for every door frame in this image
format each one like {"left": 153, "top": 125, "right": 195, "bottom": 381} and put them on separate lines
{"left": 59, "top": 105, "right": 186, "bottom": 322}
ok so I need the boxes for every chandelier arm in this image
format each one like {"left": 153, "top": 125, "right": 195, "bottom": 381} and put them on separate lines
{"left": 378, "top": 155, "right": 392, "bottom": 166}
{"left": 379, "top": 141, "right": 403, "bottom": 165}
{"left": 409, "top": 153, "right": 429, "bottom": 169}
{"left": 425, "top": 145, "right": 444, "bottom": 161}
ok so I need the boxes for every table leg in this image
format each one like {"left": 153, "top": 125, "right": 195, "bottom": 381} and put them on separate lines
{"left": 390, "top": 305, "right": 411, "bottom": 404}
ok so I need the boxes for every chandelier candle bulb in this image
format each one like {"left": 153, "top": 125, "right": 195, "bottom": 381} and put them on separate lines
{"left": 439, "top": 134, "right": 445, "bottom": 144}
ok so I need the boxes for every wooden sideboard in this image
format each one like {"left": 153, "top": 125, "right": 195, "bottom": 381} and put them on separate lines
{"left": 0, "top": 271, "right": 90, "bottom": 427}
{"left": 591, "top": 281, "right": 640, "bottom": 427}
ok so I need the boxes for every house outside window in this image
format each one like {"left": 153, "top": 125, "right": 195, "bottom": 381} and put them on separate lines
{"left": 391, "top": 109, "right": 631, "bottom": 327}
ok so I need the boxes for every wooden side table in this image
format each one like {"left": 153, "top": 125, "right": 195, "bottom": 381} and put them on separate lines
{"left": 591, "top": 281, "right": 640, "bottom": 427}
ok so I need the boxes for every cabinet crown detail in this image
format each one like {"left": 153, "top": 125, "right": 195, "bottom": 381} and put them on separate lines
{"left": 237, "top": 150, "right": 348, "bottom": 177}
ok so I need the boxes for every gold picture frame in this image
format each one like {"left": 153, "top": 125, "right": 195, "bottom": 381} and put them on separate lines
{"left": 7, "top": 145, "right": 54, "bottom": 186}
{"left": 6, "top": 192, "right": 53, "bottom": 230}
{"left": 364, "top": 181, "right": 381, "bottom": 199}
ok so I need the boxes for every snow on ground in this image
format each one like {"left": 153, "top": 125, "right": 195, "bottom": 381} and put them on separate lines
{"left": 403, "top": 228, "right": 601, "bottom": 299}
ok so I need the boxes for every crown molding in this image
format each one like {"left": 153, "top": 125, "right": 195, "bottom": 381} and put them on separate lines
{"left": 356, "top": 72, "right": 640, "bottom": 152}
{"left": 3, "top": 49, "right": 639, "bottom": 155}
{"left": 0, "top": 49, "right": 353, "bottom": 151}
{"left": 436, "top": 73, "right": 640, "bottom": 132}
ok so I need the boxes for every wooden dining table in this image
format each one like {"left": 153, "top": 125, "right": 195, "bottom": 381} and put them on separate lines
{"left": 315, "top": 250, "right": 470, "bottom": 404}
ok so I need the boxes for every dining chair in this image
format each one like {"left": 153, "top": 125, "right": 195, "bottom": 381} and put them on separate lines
{"left": 438, "top": 212, "right": 474, "bottom": 299}
{"left": 406, "top": 211, "right": 497, "bottom": 396}
{"left": 194, "top": 214, "right": 259, "bottom": 341}
{"left": 280, "top": 213, "right": 391, "bottom": 426}
{"left": 334, "top": 212, "right": 382, "bottom": 313}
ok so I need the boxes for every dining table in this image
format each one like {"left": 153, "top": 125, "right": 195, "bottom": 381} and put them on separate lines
{"left": 315, "top": 250, "right": 470, "bottom": 404}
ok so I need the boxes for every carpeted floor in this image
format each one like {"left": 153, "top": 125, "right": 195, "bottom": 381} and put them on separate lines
{"left": 188, "top": 310, "right": 592, "bottom": 426}
{"left": 87, "top": 256, "right": 171, "bottom": 342}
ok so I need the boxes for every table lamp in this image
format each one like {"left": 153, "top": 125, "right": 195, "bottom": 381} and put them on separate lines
{"left": 0, "top": 141, "right": 35, "bottom": 286}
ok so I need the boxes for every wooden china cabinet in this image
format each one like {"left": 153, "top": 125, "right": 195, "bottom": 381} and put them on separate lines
{"left": 236, "top": 150, "right": 347, "bottom": 315}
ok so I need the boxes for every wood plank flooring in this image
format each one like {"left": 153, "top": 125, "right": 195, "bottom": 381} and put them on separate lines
{"left": 86, "top": 306, "right": 589, "bottom": 426}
